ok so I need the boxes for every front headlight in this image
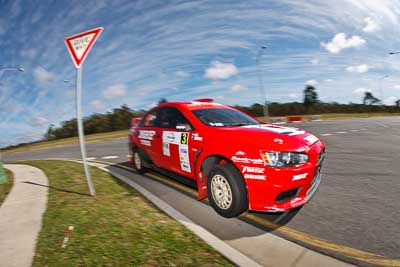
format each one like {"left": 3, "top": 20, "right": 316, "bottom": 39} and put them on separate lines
{"left": 260, "top": 151, "right": 308, "bottom": 168}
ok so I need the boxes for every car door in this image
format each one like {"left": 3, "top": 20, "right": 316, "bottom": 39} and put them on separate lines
{"left": 136, "top": 108, "right": 164, "bottom": 166}
{"left": 157, "top": 107, "right": 195, "bottom": 177}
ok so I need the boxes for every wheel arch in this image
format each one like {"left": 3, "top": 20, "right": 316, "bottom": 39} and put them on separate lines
{"left": 200, "top": 154, "right": 243, "bottom": 182}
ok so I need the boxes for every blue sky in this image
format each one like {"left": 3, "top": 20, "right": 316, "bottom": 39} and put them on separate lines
{"left": 1, "top": 0, "right": 400, "bottom": 147}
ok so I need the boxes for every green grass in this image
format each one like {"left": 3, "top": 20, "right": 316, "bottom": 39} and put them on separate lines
{"left": 0, "top": 169, "right": 13, "bottom": 206}
{"left": 3, "top": 130, "right": 128, "bottom": 155}
{"left": 20, "top": 160, "right": 231, "bottom": 266}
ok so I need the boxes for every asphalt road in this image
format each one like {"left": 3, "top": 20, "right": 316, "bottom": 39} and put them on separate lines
{"left": 4, "top": 116, "right": 400, "bottom": 263}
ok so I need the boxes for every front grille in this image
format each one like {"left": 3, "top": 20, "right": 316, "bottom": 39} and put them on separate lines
{"left": 275, "top": 188, "right": 299, "bottom": 203}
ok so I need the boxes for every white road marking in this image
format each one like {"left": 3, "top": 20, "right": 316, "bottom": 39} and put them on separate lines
{"left": 320, "top": 133, "right": 332, "bottom": 136}
{"left": 101, "top": 156, "right": 119, "bottom": 159}
{"left": 86, "top": 157, "right": 96, "bottom": 160}
{"left": 360, "top": 128, "right": 368, "bottom": 130}
{"left": 350, "top": 130, "right": 359, "bottom": 132}
{"left": 335, "top": 131, "right": 347, "bottom": 134}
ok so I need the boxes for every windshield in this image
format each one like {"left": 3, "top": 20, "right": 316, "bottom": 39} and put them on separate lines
{"left": 192, "top": 108, "right": 260, "bottom": 127}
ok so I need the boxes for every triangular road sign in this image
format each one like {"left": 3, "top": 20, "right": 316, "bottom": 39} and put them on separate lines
{"left": 65, "top": 27, "right": 103, "bottom": 68}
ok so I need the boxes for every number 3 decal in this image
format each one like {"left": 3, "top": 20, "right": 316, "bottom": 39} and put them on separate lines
{"left": 180, "top": 133, "right": 188, "bottom": 144}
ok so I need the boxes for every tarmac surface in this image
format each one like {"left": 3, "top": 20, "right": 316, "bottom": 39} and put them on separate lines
{"left": 4, "top": 116, "right": 400, "bottom": 265}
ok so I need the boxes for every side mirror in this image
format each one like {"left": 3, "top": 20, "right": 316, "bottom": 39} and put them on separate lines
{"left": 176, "top": 123, "right": 192, "bottom": 131}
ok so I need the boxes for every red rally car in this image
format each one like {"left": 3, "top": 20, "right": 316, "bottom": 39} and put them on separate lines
{"left": 129, "top": 99, "right": 325, "bottom": 218}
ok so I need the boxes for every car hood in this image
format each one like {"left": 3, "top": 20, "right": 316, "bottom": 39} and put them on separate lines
{"left": 214, "top": 124, "right": 320, "bottom": 152}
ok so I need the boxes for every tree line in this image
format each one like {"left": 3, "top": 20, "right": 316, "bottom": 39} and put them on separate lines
{"left": 44, "top": 105, "right": 145, "bottom": 140}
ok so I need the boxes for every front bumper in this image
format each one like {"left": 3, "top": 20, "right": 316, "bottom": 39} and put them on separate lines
{"left": 247, "top": 141, "right": 325, "bottom": 212}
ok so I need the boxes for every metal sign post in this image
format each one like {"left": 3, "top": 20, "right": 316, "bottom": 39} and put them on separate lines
{"left": 65, "top": 27, "right": 103, "bottom": 196}
{"left": 76, "top": 66, "right": 95, "bottom": 196}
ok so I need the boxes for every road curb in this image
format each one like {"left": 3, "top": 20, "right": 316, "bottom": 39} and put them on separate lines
{"left": 95, "top": 163, "right": 262, "bottom": 267}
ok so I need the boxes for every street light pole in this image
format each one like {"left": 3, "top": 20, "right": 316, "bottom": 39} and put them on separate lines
{"left": 256, "top": 46, "right": 269, "bottom": 122}
{"left": 0, "top": 67, "right": 24, "bottom": 185}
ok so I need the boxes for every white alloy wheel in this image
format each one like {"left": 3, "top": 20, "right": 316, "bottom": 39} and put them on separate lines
{"left": 210, "top": 174, "right": 233, "bottom": 210}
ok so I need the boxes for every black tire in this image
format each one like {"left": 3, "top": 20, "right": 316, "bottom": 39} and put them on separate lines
{"left": 207, "top": 163, "right": 248, "bottom": 218}
{"left": 132, "top": 148, "right": 146, "bottom": 174}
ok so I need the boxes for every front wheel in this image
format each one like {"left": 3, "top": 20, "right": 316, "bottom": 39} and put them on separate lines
{"left": 132, "top": 148, "right": 146, "bottom": 174}
{"left": 207, "top": 163, "right": 248, "bottom": 218}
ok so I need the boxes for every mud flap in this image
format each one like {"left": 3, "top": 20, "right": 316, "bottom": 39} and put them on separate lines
{"left": 196, "top": 171, "right": 208, "bottom": 200}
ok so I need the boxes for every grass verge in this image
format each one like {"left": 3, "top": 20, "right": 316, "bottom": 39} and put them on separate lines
{"left": 22, "top": 160, "right": 231, "bottom": 266}
{"left": 3, "top": 130, "right": 128, "bottom": 155}
{"left": 0, "top": 169, "right": 13, "bottom": 206}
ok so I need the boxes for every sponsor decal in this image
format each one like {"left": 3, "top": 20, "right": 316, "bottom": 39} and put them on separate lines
{"left": 242, "top": 124, "right": 304, "bottom": 135}
{"left": 231, "top": 156, "right": 264, "bottom": 165}
{"left": 292, "top": 173, "right": 308, "bottom": 181}
{"left": 163, "top": 143, "right": 170, "bottom": 156}
{"left": 244, "top": 174, "right": 267, "bottom": 180}
{"left": 304, "top": 135, "right": 319, "bottom": 145}
{"left": 235, "top": 150, "right": 246, "bottom": 156}
{"left": 191, "top": 133, "right": 203, "bottom": 141}
{"left": 273, "top": 138, "right": 283, "bottom": 144}
{"left": 210, "top": 122, "right": 224, "bottom": 126}
{"left": 242, "top": 166, "right": 265, "bottom": 174}
{"left": 188, "top": 101, "right": 222, "bottom": 106}
{"left": 138, "top": 130, "right": 156, "bottom": 140}
{"left": 179, "top": 143, "right": 191, "bottom": 173}
{"left": 140, "top": 139, "right": 151, "bottom": 146}
{"left": 179, "top": 147, "right": 188, "bottom": 155}
{"left": 166, "top": 132, "right": 175, "bottom": 142}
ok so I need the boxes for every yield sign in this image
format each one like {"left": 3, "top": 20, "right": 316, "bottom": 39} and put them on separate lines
{"left": 65, "top": 27, "right": 103, "bottom": 68}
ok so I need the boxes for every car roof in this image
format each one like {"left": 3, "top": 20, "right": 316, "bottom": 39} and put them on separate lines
{"left": 157, "top": 101, "right": 232, "bottom": 111}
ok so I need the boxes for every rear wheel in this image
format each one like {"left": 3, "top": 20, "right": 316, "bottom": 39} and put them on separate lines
{"left": 132, "top": 148, "right": 146, "bottom": 174}
{"left": 207, "top": 163, "right": 248, "bottom": 218}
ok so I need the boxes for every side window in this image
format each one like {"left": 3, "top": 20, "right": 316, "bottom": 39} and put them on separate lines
{"left": 141, "top": 109, "right": 159, "bottom": 127}
{"left": 158, "top": 107, "right": 193, "bottom": 130}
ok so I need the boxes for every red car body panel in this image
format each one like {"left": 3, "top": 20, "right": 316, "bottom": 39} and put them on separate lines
{"left": 129, "top": 101, "right": 325, "bottom": 213}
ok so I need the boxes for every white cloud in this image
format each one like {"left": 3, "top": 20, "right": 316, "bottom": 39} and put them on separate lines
{"left": 29, "top": 116, "right": 48, "bottom": 127}
{"left": 383, "top": 96, "right": 397, "bottom": 105}
{"left": 204, "top": 61, "right": 238, "bottom": 80}
{"left": 231, "top": 84, "right": 247, "bottom": 92}
{"left": 346, "top": 64, "right": 369, "bottom": 73}
{"left": 289, "top": 93, "right": 298, "bottom": 98}
{"left": 321, "top": 33, "right": 366, "bottom": 54}
{"left": 324, "top": 79, "right": 333, "bottom": 82}
{"left": 33, "top": 66, "right": 55, "bottom": 85}
{"left": 363, "top": 17, "right": 379, "bottom": 32}
{"left": 175, "top": 71, "right": 191, "bottom": 77}
{"left": 353, "top": 88, "right": 370, "bottom": 94}
{"left": 103, "top": 83, "right": 127, "bottom": 99}
{"left": 310, "top": 58, "right": 319, "bottom": 65}
{"left": 90, "top": 100, "right": 107, "bottom": 110}
{"left": 393, "top": 85, "right": 400, "bottom": 89}
{"left": 305, "top": 79, "right": 318, "bottom": 86}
